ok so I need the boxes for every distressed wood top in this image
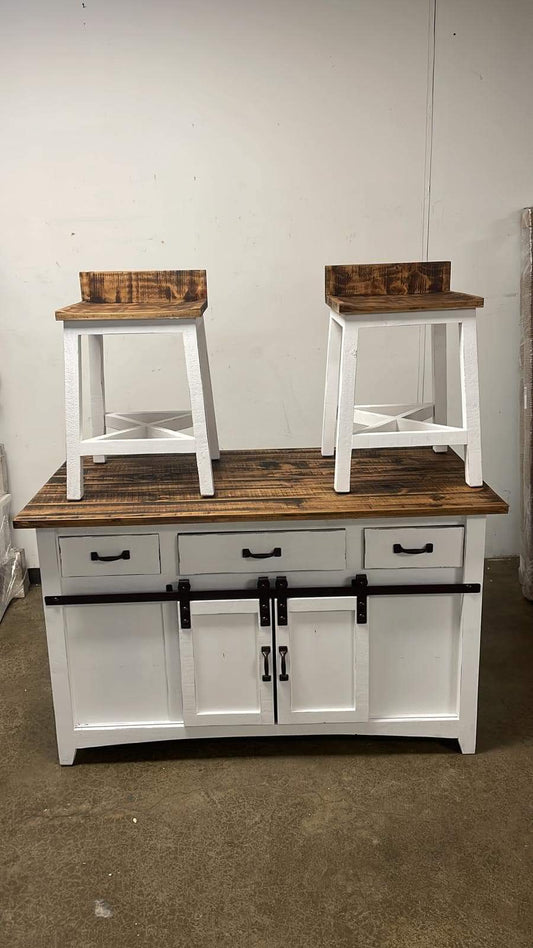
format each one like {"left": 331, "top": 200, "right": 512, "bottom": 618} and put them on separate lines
{"left": 326, "top": 262, "right": 452, "bottom": 297}
{"left": 14, "top": 449, "right": 508, "bottom": 529}
{"left": 55, "top": 300, "right": 207, "bottom": 321}
{"left": 81, "top": 270, "right": 207, "bottom": 303}
{"left": 325, "top": 262, "right": 483, "bottom": 314}
{"left": 56, "top": 269, "right": 208, "bottom": 320}
{"left": 327, "top": 291, "right": 484, "bottom": 315}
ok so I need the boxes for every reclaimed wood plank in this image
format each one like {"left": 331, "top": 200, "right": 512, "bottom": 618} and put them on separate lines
{"left": 55, "top": 300, "right": 207, "bottom": 321}
{"left": 80, "top": 269, "right": 207, "bottom": 304}
{"left": 325, "top": 262, "right": 451, "bottom": 298}
{"left": 14, "top": 448, "right": 508, "bottom": 529}
{"left": 327, "top": 291, "right": 484, "bottom": 315}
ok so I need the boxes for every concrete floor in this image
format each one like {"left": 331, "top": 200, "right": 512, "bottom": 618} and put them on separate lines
{"left": 0, "top": 559, "right": 531, "bottom": 948}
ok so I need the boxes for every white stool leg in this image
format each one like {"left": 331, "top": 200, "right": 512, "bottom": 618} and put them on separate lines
{"left": 64, "top": 327, "right": 83, "bottom": 500}
{"left": 460, "top": 314, "right": 483, "bottom": 487}
{"left": 431, "top": 323, "right": 448, "bottom": 453}
{"left": 183, "top": 323, "right": 215, "bottom": 496}
{"left": 334, "top": 319, "right": 358, "bottom": 493}
{"left": 195, "top": 316, "right": 220, "bottom": 460}
{"left": 321, "top": 313, "right": 342, "bottom": 456}
{"left": 87, "top": 334, "right": 106, "bottom": 464}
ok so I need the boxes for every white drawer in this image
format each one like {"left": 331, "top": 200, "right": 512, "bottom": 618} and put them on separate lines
{"left": 363, "top": 526, "right": 464, "bottom": 569}
{"left": 177, "top": 529, "right": 346, "bottom": 575}
{"left": 58, "top": 534, "right": 161, "bottom": 578}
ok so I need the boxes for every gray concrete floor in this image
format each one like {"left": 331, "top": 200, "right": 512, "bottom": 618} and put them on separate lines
{"left": 0, "top": 558, "right": 532, "bottom": 948}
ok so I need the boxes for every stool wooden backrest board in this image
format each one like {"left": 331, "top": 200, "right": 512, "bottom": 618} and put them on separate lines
{"left": 325, "top": 261, "right": 451, "bottom": 298}
{"left": 80, "top": 270, "right": 207, "bottom": 305}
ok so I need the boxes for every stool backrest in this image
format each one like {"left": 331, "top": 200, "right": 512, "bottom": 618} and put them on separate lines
{"left": 325, "top": 261, "right": 451, "bottom": 298}
{"left": 79, "top": 270, "right": 207, "bottom": 304}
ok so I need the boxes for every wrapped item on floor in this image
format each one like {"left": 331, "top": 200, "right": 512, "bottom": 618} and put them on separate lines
{"left": 0, "top": 494, "right": 25, "bottom": 622}
{"left": 520, "top": 209, "right": 533, "bottom": 600}
{"left": 0, "top": 445, "right": 8, "bottom": 495}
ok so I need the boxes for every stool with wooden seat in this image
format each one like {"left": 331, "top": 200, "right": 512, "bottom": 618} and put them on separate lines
{"left": 321, "top": 261, "right": 483, "bottom": 491}
{"left": 56, "top": 269, "right": 219, "bottom": 500}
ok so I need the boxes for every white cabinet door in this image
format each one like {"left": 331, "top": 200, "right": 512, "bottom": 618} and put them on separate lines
{"left": 276, "top": 597, "right": 369, "bottom": 724}
{"left": 65, "top": 602, "right": 181, "bottom": 727}
{"left": 179, "top": 599, "right": 274, "bottom": 726}
{"left": 369, "top": 594, "right": 462, "bottom": 718}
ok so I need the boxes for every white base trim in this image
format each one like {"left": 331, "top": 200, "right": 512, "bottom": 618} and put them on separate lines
{"left": 63, "top": 715, "right": 462, "bottom": 763}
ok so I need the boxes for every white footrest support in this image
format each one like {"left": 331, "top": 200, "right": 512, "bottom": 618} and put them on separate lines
{"left": 80, "top": 411, "right": 195, "bottom": 456}
{"left": 352, "top": 403, "right": 468, "bottom": 449}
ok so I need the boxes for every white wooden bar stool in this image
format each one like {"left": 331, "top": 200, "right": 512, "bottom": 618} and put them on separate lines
{"left": 56, "top": 269, "right": 219, "bottom": 500}
{"left": 321, "top": 261, "right": 484, "bottom": 491}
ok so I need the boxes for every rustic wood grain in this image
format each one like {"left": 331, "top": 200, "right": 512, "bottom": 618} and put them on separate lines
{"left": 14, "top": 448, "right": 508, "bottom": 529}
{"left": 325, "top": 262, "right": 452, "bottom": 298}
{"left": 55, "top": 300, "right": 207, "bottom": 321}
{"left": 327, "top": 291, "right": 484, "bottom": 315}
{"left": 80, "top": 270, "right": 207, "bottom": 304}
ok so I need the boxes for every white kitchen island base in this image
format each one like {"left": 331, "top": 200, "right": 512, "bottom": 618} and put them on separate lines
{"left": 15, "top": 449, "right": 507, "bottom": 765}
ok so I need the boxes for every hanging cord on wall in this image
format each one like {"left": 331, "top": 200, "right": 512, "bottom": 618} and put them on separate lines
{"left": 417, "top": 0, "right": 437, "bottom": 403}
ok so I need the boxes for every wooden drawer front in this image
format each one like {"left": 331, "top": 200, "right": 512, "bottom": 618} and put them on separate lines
{"left": 178, "top": 530, "right": 346, "bottom": 575}
{"left": 59, "top": 534, "right": 161, "bottom": 577}
{"left": 364, "top": 526, "right": 464, "bottom": 569}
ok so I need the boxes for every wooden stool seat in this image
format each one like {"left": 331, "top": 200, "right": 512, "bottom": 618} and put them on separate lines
{"left": 321, "top": 261, "right": 484, "bottom": 491}
{"left": 60, "top": 270, "right": 219, "bottom": 500}
{"left": 326, "top": 290, "right": 484, "bottom": 316}
{"left": 56, "top": 300, "right": 208, "bottom": 321}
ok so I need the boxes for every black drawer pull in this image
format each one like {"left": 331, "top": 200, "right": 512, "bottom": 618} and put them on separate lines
{"left": 278, "top": 645, "right": 289, "bottom": 681}
{"left": 261, "top": 646, "right": 271, "bottom": 682}
{"left": 90, "top": 550, "right": 131, "bottom": 563}
{"left": 393, "top": 543, "right": 434, "bottom": 555}
{"left": 242, "top": 547, "right": 282, "bottom": 560}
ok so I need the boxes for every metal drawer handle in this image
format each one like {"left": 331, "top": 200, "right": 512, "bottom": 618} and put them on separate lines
{"left": 393, "top": 543, "right": 434, "bottom": 555}
{"left": 261, "top": 646, "right": 271, "bottom": 682}
{"left": 242, "top": 547, "right": 282, "bottom": 560}
{"left": 90, "top": 550, "right": 131, "bottom": 562}
{"left": 278, "top": 645, "right": 289, "bottom": 681}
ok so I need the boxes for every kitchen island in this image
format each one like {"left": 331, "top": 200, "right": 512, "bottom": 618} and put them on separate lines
{"left": 15, "top": 447, "right": 508, "bottom": 764}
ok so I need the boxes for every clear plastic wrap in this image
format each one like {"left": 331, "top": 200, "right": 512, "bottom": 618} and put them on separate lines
{"left": 0, "top": 494, "right": 27, "bottom": 622}
{"left": 520, "top": 208, "right": 533, "bottom": 600}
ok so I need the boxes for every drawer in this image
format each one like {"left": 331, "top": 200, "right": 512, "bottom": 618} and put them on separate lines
{"left": 58, "top": 534, "right": 161, "bottom": 578}
{"left": 177, "top": 529, "right": 346, "bottom": 574}
{"left": 363, "top": 526, "right": 464, "bottom": 569}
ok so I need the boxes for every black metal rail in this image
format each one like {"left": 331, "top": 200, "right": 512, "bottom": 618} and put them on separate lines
{"left": 44, "top": 574, "right": 481, "bottom": 627}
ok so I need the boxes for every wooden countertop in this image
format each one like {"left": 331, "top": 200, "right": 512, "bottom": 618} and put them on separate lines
{"left": 14, "top": 448, "right": 508, "bottom": 529}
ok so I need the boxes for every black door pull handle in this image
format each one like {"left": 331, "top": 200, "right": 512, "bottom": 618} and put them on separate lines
{"left": 261, "top": 646, "right": 271, "bottom": 682}
{"left": 90, "top": 550, "right": 131, "bottom": 562}
{"left": 393, "top": 543, "right": 433, "bottom": 555}
{"left": 242, "top": 547, "right": 282, "bottom": 560}
{"left": 278, "top": 645, "right": 289, "bottom": 681}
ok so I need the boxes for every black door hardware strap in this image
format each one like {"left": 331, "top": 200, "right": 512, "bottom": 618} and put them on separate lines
{"left": 45, "top": 574, "right": 481, "bottom": 626}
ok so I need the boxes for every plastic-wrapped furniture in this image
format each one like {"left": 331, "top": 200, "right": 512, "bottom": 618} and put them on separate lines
{"left": 321, "top": 261, "right": 484, "bottom": 492}
{"left": 520, "top": 210, "right": 533, "bottom": 600}
{"left": 56, "top": 270, "right": 219, "bottom": 500}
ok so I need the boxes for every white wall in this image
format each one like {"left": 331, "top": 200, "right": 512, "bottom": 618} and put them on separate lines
{"left": 0, "top": 0, "right": 530, "bottom": 566}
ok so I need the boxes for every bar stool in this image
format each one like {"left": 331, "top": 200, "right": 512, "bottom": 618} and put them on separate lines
{"left": 321, "top": 261, "right": 483, "bottom": 491}
{"left": 56, "top": 270, "right": 219, "bottom": 499}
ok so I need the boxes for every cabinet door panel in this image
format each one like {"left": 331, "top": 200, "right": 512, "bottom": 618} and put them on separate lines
{"left": 180, "top": 599, "right": 274, "bottom": 726}
{"left": 276, "top": 597, "right": 369, "bottom": 724}
{"left": 65, "top": 602, "right": 179, "bottom": 726}
{"left": 369, "top": 595, "right": 461, "bottom": 718}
